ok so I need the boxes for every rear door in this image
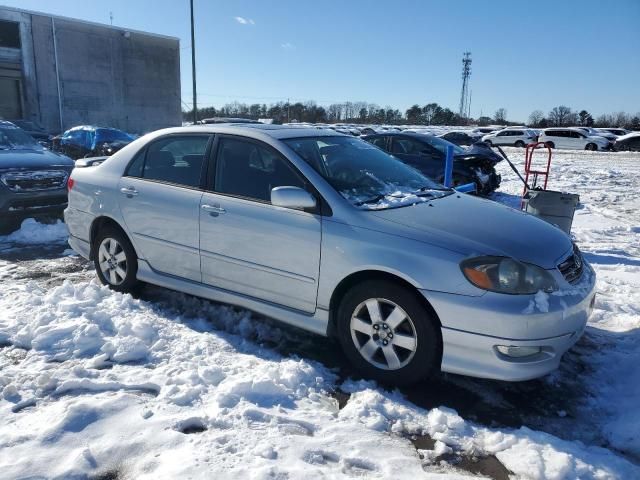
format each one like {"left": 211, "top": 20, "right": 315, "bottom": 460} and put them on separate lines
{"left": 118, "top": 134, "right": 211, "bottom": 282}
{"left": 198, "top": 135, "right": 322, "bottom": 313}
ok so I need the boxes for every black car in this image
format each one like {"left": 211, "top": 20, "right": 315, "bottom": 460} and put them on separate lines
{"left": 362, "top": 132, "right": 501, "bottom": 195}
{"left": 52, "top": 126, "right": 135, "bottom": 159}
{"left": 0, "top": 121, "right": 74, "bottom": 229}
{"left": 438, "top": 130, "right": 483, "bottom": 146}
{"left": 613, "top": 134, "right": 640, "bottom": 152}
{"left": 8, "top": 119, "right": 53, "bottom": 148}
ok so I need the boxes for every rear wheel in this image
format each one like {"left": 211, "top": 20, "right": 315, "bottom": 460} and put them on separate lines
{"left": 544, "top": 141, "right": 555, "bottom": 149}
{"left": 93, "top": 226, "right": 138, "bottom": 292}
{"left": 336, "top": 280, "right": 441, "bottom": 386}
{"left": 585, "top": 143, "right": 598, "bottom": 151}
{"left": 514, "top": 140, "right": 525, "bottom": 148}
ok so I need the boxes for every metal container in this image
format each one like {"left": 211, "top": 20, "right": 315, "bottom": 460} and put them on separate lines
{"left": 522, "top": 190, "right": 580, "bottom": 235}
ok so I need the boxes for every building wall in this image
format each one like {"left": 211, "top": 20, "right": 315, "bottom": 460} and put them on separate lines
{"left": 0, "top": 7, "right": 181, "bottom": 134}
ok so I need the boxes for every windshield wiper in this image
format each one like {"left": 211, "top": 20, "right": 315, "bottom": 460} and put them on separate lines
{"left": 354, "top": 194, "right": 387, "bottom": 206}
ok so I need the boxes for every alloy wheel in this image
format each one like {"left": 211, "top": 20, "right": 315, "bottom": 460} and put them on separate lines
{"left": 349, "top": 298, "right": 418, "bottom": 370}
{"left": 98, "top": 237, "right": 127, "bottom": 285}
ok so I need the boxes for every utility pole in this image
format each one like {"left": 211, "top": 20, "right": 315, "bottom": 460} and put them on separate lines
{"left": 109, "top": 12, "right": 113, "bottom": 25}
{"left": 458, "top": 52, "right": 472, "bottom": 119}
{"left": 190, "top": 0, "right": 198, "bottom": 124}
{"left": 287, "top": 98, "right": 290, "bottom": 123}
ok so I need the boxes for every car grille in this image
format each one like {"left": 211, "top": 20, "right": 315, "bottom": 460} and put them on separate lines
{"left": 0, "top": 170, "right": 69, "bottom": 192}
{"left": 558, "top": 246, "right": 584, "bottom": 284}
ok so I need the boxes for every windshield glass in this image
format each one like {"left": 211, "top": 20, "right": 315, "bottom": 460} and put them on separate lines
{"left": 284, "top": 136, "right": 451, "bottom": 210}
{"left": 0, "top": 125, "right": 41, "bottom": 150}
{"left": 95, "top": 128, "right": 133, "bottom": 143}
{"left": 416, "top": 134, "right": 465, "bottom": 155}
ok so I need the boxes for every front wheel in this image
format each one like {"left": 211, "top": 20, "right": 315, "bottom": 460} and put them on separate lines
{"left": 544, "top": 141, "right": 555, "bottom": 149}
{"left": 336, "top": 281, "right": 442, "bottom": 386}
{"left": 585, "top": 143, "right": 598, "bottom": 151}
{"left": 93, "top": 227, "right": 139, "bottom": 292}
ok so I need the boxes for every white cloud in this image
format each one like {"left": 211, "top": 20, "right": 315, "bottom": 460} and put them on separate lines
{"left": 281, "top": 42, "right": 295, "bottom": 50}
{"left": 234, "top": 16, "right": 255, "bottom": 25}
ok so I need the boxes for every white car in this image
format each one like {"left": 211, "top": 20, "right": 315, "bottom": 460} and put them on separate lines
{"left": 539, "top": 128, "right": 611, "bottom": 151}
{"left": 481, "top": 128, "right": 537, "bottom": 148}
{"left": 574, "top": 127, "right": 617, "bottom": 142}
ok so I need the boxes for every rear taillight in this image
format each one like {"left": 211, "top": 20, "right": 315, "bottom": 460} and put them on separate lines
{"left": 67, "top": 177, "right": 75, "bottom": 191}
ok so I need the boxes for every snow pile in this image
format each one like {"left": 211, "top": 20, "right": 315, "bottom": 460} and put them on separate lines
{"left": 0, "top": 218, "right": 68, "bottom": 245}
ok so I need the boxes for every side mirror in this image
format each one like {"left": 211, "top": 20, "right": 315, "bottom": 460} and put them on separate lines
{"left": 271, "top": 186, "right": 316, "bottom": 210}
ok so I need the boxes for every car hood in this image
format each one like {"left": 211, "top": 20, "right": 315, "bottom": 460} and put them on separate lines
{"left": 367, "top": 194, "right": 572, "bottom": 269}
{"left": 0, "top": 148, "right": 74, "bottom": 170}
{"left": 457, "top": 144, "right": 503, "bottom": 164}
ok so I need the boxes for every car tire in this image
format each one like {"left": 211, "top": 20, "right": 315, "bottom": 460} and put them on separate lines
{"left": 336, "top": 280, "right": 441, "bottom": 386}
{"left": 93, "top": 226, "right": 139, "bottom": 292}
{"left": 544, "top": 141, "right": 555, "bottom": 149}
{"left": 515, "top": 140, "right": 525, "bottom": 148}
{"left": 585, "top": 143, "right": 598, "bottom": 151}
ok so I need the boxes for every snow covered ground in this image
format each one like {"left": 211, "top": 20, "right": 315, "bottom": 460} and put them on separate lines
{"left": 0, "top": 148, "right": 639, "bottom": 479}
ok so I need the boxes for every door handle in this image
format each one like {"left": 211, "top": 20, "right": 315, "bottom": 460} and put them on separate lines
{"left": 201, "top": 204, "right": 226, "bottom": 215}
{"left": 120, "top": 186, "right": 138, "bottom": 197}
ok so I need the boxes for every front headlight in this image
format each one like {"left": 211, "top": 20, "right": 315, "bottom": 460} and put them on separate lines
{"left": 460, "top": 256, "right": 557, "bottom": 295}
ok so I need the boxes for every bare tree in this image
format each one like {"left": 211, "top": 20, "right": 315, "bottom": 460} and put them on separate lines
{"left": 528, "top": 110, "right": 545, "bottom": 126}
{"left": 494, "top": 108, "right": 507, "bottom": 124}
{"left": 548, "top": 106, "right": 574, "bottom": 126}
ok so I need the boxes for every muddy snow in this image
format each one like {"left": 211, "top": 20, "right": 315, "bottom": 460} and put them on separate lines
{"left": 0, "top": 148, "right": 638, "bottom": 479}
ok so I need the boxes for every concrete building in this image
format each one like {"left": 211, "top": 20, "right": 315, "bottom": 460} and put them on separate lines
{"left": 0, "top": 6, "right": 181, "bottom": 134}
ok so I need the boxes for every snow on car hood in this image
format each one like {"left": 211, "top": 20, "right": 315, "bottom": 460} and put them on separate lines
{"left": 367, "top": 193, "right": 573, "bottom": 269}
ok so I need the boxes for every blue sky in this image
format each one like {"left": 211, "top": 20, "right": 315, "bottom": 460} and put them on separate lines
{"left": 4, "top": 0, "right": 639, "bottom": 121}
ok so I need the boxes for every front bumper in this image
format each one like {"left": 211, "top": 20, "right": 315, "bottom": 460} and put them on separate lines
{"left": 0, "top": 189, "right": 68, "bottom": 217}
{"left": 423, "top": 266, "right": 597, "bottom": 381}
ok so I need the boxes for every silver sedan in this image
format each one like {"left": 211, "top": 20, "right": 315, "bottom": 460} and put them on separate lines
{"left": 65, "top": 124, "right": 596, "bottom": 385}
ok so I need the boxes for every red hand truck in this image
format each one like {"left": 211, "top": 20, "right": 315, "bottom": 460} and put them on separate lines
{"left": 521, "top": 142, "right": 552, "bottom": 209}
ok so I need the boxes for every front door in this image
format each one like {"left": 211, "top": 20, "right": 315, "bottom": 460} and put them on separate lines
{"left": 199, "top": 136, "right": 321, "bottom": 313}
{"left": 390, "top": 136, "right": 442, "bottom": 178}
{"left": 118, "top": 134, "right": 211, "bottom": 282}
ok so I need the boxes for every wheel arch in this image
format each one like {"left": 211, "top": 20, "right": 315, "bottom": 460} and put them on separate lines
{"left": 89, "top": 215, "right": 138, "bottom": 260}
{"left": 327, "top": 269, "right": 443, "bottom": 338}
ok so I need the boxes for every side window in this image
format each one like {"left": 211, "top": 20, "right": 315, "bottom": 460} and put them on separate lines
{"left": 391, "top": 138, "right": 425, "bottom": 155}
{"left": 511, "top": 130, "right": 523, "bottom": 136}
{"left": 570, "top": 131, "right": 581, "bottom": 138}
{"left": 496, "top": 131, "right": 507, "bottom": 137}
{"left": 215, "top": 137, "right": 306, "bottom": 203}
{"left": 133, "top": 135, "right": 209, "bottom": 188}
{"left": 369, "top": 136, "right": 388, "bottom": 150}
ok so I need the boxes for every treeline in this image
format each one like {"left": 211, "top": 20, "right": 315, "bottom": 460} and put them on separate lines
{"left": 182, "top": 100, "right": 640, "bottom": 129}
{"left": 528, "top": 106, "right": 640, "bottom": 129}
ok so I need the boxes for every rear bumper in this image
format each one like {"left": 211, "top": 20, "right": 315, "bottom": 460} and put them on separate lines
{"left": 423, "top": 267, "right": 597, "bottom": 381}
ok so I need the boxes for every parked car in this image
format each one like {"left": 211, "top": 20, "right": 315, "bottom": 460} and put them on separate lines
{"left": 573, "top": 127, "right": 617, "bottom": 143}
{"left": 0, "top": 120, "right": 74, "bottom": 229}
{"left": 52, "top": 126, "right": 135, "bottom": 159}
{"left": 472, "top": 127, "right": 502, "bottom": 135}
{"left": 481, "top": 128, "right": 537, "bottom": 147}
{"left": 438, "top": 130, "right": 484, "bottom": 146}
{"left": 363, "top": 132, "right": 501, "bottom": 194}
{"left": 66, "top": 125, "right": 596, "bottom": 386}
{"left": 613, "top": 132, "right": 640, "bottom": 151}
{"left": 539, "top": 128, "right": 612, "bottom": 151}
{"left": 598, "top": 128, "right": 629, "bottom": 137}
{"left": 8, "top": 119, "right": 54, "bottom": 148}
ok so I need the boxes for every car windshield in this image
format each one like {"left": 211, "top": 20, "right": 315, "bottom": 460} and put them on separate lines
{"left": 416, "top": 134, "right": 465, "bottom": 155}
{"left": 0, "top": 125, "right": 41, "bottom": 150}
{"left": 95, "top": 128, "right": 133, "bottom": 143}
{"left": 284, "top": 136, "right": 451, "bottom": 210}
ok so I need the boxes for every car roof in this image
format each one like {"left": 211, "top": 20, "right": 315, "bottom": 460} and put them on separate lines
{"left": 152, "top": 124, "right": 346, "bottom": 141}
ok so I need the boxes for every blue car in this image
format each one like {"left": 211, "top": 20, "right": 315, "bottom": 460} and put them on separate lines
{"left": 52, "top": 126, "right": 135, "bottom": 159}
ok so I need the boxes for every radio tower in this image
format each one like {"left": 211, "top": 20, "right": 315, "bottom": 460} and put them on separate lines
{"left": 458, "top": 52, "right": 472, "bottom": 119}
